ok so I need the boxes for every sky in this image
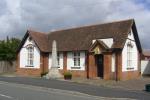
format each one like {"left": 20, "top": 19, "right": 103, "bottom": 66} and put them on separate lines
{"left": 0, "top": 0, "right": 150, "bottom": 49}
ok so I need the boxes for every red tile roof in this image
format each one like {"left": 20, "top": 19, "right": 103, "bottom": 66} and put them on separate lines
{"left": 28, "top": 30, "right": 49, "bottom": 52}
{"left": 18, "top": 19, "right": 142, "bottom": 53}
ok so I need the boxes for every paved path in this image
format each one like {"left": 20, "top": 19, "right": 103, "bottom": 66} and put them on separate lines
{"left": 0, "top": 76, "right": 149, "bottom": 100}
{"left": 71, "top": 77, "right": 150, "bottom": 91}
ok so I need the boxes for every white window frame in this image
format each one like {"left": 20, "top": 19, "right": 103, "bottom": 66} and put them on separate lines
{"left": 71, "top": 52, "right": 80, "bottom": 69}
{"left": 127, "top": 41, "right": 134, "bottom": 70}
{"left": 26, "top": 45, "right": 34, "bottom": 67}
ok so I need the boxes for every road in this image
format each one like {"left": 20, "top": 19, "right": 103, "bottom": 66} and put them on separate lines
{"left": 0, "top": 76, "right": 150, "bottom": 100}
{"left": 0, "top": 81, "right": 129, "bottom": 100}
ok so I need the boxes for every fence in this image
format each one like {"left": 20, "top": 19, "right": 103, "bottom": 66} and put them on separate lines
{"left": 141, "top": 60, "right": 150, "bottom": 75}
{"left": 0, "top": 61, "right": 16, "bottom": 73}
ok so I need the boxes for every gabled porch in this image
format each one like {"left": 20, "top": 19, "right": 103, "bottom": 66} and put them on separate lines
{"left": 87, "top": 40, "right": 121, "bottom": 80}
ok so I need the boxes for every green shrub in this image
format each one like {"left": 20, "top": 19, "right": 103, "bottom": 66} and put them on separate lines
{"left": 64, "top": 71, "right": 72, "bottom": 80}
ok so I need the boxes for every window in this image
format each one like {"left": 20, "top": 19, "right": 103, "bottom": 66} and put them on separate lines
{"left": 57, "top": 53, "right": 60, "bottom": 67}
{"left": 127, "top": 41, "right": 134, "bottom": 69}
{"left": 27, "top": 46, "right": 34, "bottom": 66}
{"left": 73, "top": 52, "right": 80, "bottom": 66}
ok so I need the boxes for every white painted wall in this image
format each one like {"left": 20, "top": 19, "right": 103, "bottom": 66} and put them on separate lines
{"left": 100, "top": 38, "right": 113, "bottom": 48}
{"left": 141, "top": 60, "right": 150, "bottom": 75}
{"left": 122, "top": 31, "right": 138, "bottom": 72}
{"left": 92, "top": 38, "right": 113, "bottom": 48}
{"left": 49, "top": 54, "right": 52, "bottom": 69}
{"left": 128, "top": 30, "right": 134, "bottom": 40}
{"left": 67, "top": 51, "right": 85, "bottom": 70}
{"left": 20, "top": 37, "right": 40, "bottom": 68}
{"left": 48, "top": 53, "right": 63, "bottom": 69}
{"left": 112, "top": 53, "right": 116, "bottom": 72}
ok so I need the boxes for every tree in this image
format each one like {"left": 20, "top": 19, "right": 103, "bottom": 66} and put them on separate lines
{"left": 0, "top": 37, "right": 21, "bottom": 62}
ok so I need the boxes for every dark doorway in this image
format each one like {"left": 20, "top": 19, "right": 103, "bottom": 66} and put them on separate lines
{"left": 95, "top": 54, "right": 104, "bottom": 78}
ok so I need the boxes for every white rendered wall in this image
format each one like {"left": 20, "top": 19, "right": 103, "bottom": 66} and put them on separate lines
{"left": 122, "top": 31, "right": 138, "bottom": 72}
{"left": 20, "top": 37, "right": 40, "bottom": 68}
{"left": 128, "top": 30, "right": 134, "bottom": 40}
{"left": 49, "top": 54, "right": 52, "bottom": 69}
{"left": 67, "top": 51, "right": 85, "bottom": 70}
{"left": 48, "top": 53, "right": 63, "bottom": 69}
{"left": 92, "top": 38, "right": 113, "bottom": 48}
{"left": 100, "top": 38, "right": 113, "bottom": 48}
{"left": 112, "top": 53, "right": 116, "bottom": 72}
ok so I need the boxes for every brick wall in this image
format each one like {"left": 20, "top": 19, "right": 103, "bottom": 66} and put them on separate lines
{"left": 60, "top": 52, "right": 87, "bottom": 78}
{"left": 17, "top": 52, "right": 87, "bottom": 78}
{"left": 103, "top": 52, "right": 112, "bottom": 80}
{"left": 16, "top": 53, "right": 48, "bottom": 77}
{"left": 17, "top": 68, "right": 42, "bottom": 77}
{"left": 119, "top": 51, "right": 141, "bottom": 80}
{"left": 116, "top": 51, "right": 122, "bottom": 81}
{"left": 88, "top": 53, "right": 97, "bottom": 78}
{"left": 41, "top": 53, "right": 49, "bottom": 73}
{"left": 16, "top": 51, "right": 141, "bottom": 80}
{"left": 121, "top": 71, "right": 140, "bottom": 80}
{"left": 115, "top": 51, "right": 140, "bottom": 81}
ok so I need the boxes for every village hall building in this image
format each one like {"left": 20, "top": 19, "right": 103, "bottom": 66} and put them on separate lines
{"left": 16, "top": 19, "right": 142, "bottom": 80}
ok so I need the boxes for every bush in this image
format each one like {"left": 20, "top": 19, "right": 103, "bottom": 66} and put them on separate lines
{"left": 64, "top": 71, "right": 72, "bottom": 80}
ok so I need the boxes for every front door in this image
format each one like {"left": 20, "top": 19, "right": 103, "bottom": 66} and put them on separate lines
{"left": 95, "top": 54, "right": 104, "bottom": 78}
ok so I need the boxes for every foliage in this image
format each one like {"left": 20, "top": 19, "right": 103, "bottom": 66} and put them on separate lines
{"left": 0, "top": 37, "right": 21, "bottom": 62}
{"left": 64, "top": 71, "right": 72, "bottom": 76}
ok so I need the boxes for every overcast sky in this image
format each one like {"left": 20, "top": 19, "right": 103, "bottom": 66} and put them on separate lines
{"left": 0, "top": 0, "right": 150, "bottom": 49}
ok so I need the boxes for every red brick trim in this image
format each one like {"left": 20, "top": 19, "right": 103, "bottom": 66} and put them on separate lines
{"left": 103, "top": 52, "right": 112, "bottom": 80}
{"left": 63, "top": 52, "right": 67, "bottom": 72}
{"left": 40, "top": 53, "right": 49, "bottom": 73}
{"left": 85, "top": 52, "right": 89, "bottom": 78}
{"left": 88, "top": 53, "right": 97, "bottom": 78}
{"left": 116, "top": 51, "right": 122, "bottom": 81}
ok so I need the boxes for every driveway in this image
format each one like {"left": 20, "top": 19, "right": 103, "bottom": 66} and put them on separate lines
{"left": 0, "top": 76, "right": 150, "bottom": 100}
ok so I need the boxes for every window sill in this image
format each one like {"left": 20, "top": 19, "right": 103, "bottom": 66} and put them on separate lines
{"left": 58, "top": 67, "right": 63, "bottom": 69}
{"left": 26, "top": 65, "right": 34, "bottom": 67}
{"left": 25, "top": 65, "right": 34, "bottom": 67}
{"left": 71, "top": 66, "right": 81, "bottom": 69}
{"left": 127, "top": 67, "right": 134, "bottom": 70}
